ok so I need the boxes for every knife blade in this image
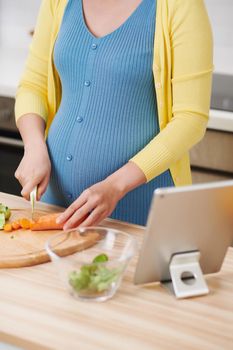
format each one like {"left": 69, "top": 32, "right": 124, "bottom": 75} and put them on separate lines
{"left": 30, "top": 186, "right": 37, "bottom": 221}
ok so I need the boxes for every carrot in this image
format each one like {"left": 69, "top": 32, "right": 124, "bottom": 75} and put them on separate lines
{"left": 12, "top": 221, "right": 21, "bottom": 230}
{"left": 30, "top": 213, "right": 63, "bottom": 231}
{"left": 19, "top": 218, "right": 31, "bottom": 230}
{"left": 3, "top": 223, "right": 12, "bottom": 232}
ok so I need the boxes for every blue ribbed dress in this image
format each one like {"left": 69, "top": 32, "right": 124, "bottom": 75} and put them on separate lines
{"left": 41, "top": 0, "right": 174, "bottom": 226}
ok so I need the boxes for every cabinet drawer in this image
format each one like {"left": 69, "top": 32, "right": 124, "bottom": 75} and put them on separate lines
{"left": 191, "top": 169, "right": 233, "bottom": 184}
{"left": 190, "top": 130, "right": 233, "bottom": 173}
{"left": 0, "top": 96, "right": 16, "bottom": 132}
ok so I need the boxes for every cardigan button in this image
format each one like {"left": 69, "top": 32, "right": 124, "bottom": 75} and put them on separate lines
{"left": 66, "top": 154, "right": 73, "bottom": 161}
{"left": 84, "top": 80, "right": 91, "bottom": 87}
{"left": 156, "top": 82, "right": 162, "bottom": 89}
{"left": 91, "top": 43, "right": 98, "bottom": 50}
{"left": 76, "top": 116, "right": 83, "bottom": 123}
{"left": 154, "top": 65, "right": 160, "bottom": 72}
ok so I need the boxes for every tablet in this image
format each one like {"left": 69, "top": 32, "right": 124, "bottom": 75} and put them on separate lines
{"left": 134, "top": 180, "right": 233, "bottom": 285}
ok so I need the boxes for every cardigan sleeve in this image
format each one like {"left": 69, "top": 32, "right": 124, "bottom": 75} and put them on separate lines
{"left": 14, "top": 0, "right": 56, "bottom": 123}
{"left": 129, "top": 0, "right": 213, "bottom": 183}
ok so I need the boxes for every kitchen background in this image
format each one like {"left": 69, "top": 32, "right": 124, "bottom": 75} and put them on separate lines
{"left": 0, "top": 0, "right": 233, "bottom": 196}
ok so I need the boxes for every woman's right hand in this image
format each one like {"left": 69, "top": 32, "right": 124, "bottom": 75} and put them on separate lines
{"left": 15, "top": 114, "right": 50, "bottom": 201}
{"left": 15, "top": 141, "right": 51, "bottom": 201}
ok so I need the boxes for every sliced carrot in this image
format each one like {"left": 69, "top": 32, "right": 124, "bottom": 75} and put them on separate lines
{"left": 31, "top": 212, "right": 89, "bottom": 231}
{"left": 30, "top": 221, "right": 35, "bottom": 230}
{"left": 3, "top": 223, "right": 12, "bottom": 232}
{"left": 30, "top": 213, "right": 64, "bottom": 231}
{"left": 12, "top": 221, "right": 21, "bottom": 230}
{"left": 19, "top": 218, "right": 31, "bottom": 230}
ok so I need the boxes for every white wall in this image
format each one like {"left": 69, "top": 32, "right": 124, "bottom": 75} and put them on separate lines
{"left": 204, "top": 0, "right": 233, "bottom": 73}
{"left": 0, "top": 0, "right": 41, "bottom": 49}
{"left": 205, "top": 0, "right": 233, "bottom": 48}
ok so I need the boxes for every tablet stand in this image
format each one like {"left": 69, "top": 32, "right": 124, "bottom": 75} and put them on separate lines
{"left": 163, "top": 251, "right": 209, "bottom": 299}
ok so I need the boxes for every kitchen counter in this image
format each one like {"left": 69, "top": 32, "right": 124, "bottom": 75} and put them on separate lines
{"left": 0, "top": 192, "right": 232, "bottom": 350}
{"left": 208, "top": 109, "right": 233, "bottom": 133}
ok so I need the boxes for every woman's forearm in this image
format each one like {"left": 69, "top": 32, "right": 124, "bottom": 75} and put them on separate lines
{"left": 105, "top": 160, "right": 147, "bottom": 198}
{"left": 17, "top": 113, "right": 46, "bottom": 150}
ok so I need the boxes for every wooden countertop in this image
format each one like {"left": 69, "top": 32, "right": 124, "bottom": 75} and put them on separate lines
{"left": 0, "top": 192, "right": 232, "bottom": 350}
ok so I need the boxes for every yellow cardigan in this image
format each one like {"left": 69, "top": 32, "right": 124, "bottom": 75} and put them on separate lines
{"left": 15, "top": 0, "right": 213, "bottom": 185}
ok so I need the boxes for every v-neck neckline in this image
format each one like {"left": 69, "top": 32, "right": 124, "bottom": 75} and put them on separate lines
{"left": 81, "top": 0, "right": 145, "bottom": 40}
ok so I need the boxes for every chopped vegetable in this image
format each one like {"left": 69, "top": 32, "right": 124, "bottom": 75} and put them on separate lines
{"left": 3, "top": 223, "right": 12, "bottom": 232}
{"left": 19, "top": 218, "right": 31, "bottom": 230}
{"left": 68, "top": 253, "right": 122, "bottom": 295}
{"left": 0, "top": 205, "right": 67, "bottom": 233}
{"left": 4, "top": 207, "right": 11, "bottom": 220}
{"left": 0, "top": 213, "right": 5, "bottom": 230}
{"left": 93, "top": 253, "right": 109, "bottom": 263}
{"left": 0, "top": 203, "right": 11, "bottom": 220}
{"left": 69, "top": 268, "right": 91, "bottom": 291}
{"left": 30, "top": 213, "right": 63, "bottom": 231}
{"left": 0, "top": 203, "right": 11, "bottom": 230}
{"left": 12, "top": 221, "right": 21, "bottom": 230}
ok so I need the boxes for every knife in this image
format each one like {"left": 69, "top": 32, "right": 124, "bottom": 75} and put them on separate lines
{"left": 30, "top": 186, "right": 37, "bottom": 221}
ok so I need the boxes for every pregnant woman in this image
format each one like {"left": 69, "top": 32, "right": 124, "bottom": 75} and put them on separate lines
{"left": 15, "top": 0, "right": 213, "bottom": 228}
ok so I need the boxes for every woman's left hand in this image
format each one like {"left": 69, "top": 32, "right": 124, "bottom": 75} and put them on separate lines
{"left": 56, "top": 179, "right": 125, "bottom": 230}
{"left": 56, "top": 161, "right": 146, "bottom": 229}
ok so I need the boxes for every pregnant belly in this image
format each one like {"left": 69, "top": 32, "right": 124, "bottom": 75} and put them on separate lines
{"left": 46, "top": 106, "right": 157, "bottom": 199}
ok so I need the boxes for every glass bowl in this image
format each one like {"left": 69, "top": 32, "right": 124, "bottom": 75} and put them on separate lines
{"left": 45, "top": 226, "right": 137, "bottom": 302}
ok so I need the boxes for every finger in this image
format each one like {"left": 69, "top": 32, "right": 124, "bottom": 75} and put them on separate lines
{"left": 57, "top": 192, "right": 89, "bottom": 224}
{"left": 15, "top": 170, "right": 26, "bottom": 187}
{"left": 21, "top": 179, "right": 39, "bottom": 200}
{"left": 63, "top": 202, "right": 93, "bottom": 230}
{"left": 15, "top": 169, "right": 35, "bottom": 189}
{"left": 37, "top": 175, "right": 49, "bottom": 200}
{"left": 14, "top": 169, "right": 19, "bottom": 180}
{"left": 79, "top": 209, "right": 106, "bottom": 228}
{"left": 14, "top": 162, "right": 23, "bottom": 180}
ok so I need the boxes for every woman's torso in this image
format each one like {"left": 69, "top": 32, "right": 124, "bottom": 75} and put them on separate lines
{"left": 43, "top": 0, "right": 174, "bottom": 225}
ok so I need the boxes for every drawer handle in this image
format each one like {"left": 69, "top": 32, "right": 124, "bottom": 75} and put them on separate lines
{"left": 0, "top": 136, "right": 23, "bottom": 148}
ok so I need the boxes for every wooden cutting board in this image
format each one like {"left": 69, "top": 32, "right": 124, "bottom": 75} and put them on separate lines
{"left": 0, "top": 208, "right": 98, "bottom": 269}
